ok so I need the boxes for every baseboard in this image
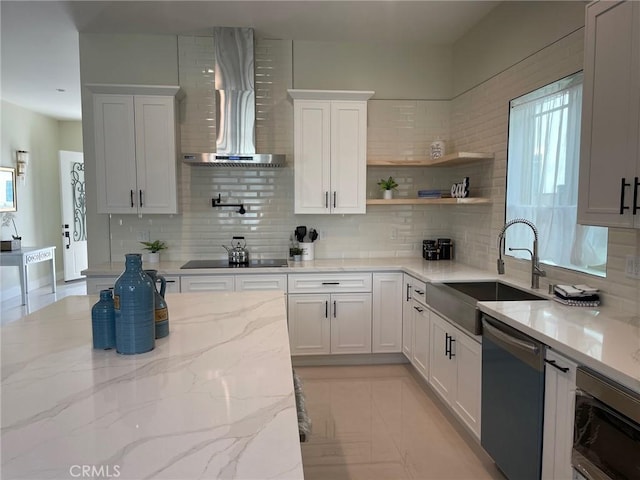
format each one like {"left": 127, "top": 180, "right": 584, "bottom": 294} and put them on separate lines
{"left": 291, "top": 352, "right": 408, "bottom": 367}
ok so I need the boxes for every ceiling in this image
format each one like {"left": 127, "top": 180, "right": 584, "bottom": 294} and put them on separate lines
{"left": 0, "top": 1, "right": 499, "bottom": 121}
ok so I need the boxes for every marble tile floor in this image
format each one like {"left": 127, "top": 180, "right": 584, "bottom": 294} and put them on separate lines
{"left": 295, "top": 364, "right": 505, "bottom": 480}
{"left": 0, "top": 279, "right": 86, "bottom": 325}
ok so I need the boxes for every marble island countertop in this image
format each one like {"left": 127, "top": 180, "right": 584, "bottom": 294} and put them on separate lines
{"left": 81, "top": 257, "right": 640, "bottom": 393}
{"left": 1, "top": 292, "right": 303, "bottom": 480}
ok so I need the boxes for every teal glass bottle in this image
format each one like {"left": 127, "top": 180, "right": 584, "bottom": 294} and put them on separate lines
{"left": 91, "top": 289, "right": 116, "bottom": 349}
{"left": 144, "top": 269, "right": 170, "bottom": 339}
{"left": 113, "top": 253, "right": 155, "bottom": 354}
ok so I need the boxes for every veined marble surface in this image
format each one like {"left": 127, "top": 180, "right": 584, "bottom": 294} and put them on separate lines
{"left": 1, "top": 292, "right": 303, "bottom": 480}
{"left": 479, "top": 300, "right": 640, "bottom": 393}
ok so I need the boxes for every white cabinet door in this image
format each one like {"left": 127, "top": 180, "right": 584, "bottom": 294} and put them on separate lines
{"left": 429, "top": 313, "right": 455, "bottom": 401}
{"left": 402, "top": 274, "right": 415, "bottom": 359}
{"left": 453, "top": 330, "right": 482, "bottom": 439}
{"left": 542, "top": 350, "right": 578, "bottom": 480}
{"left": 293, "top": 100, "right": 331, "bottom": 214}
{"left": 181, "top": 276, "right": 235, "bottom": 292}
{"left": 411, "top": 301, "right": 430, "bottom": 380}
{"left": 93, "top": 93, "right": 178, "bottom": 215}
{"left": 372, "top": 273, "right": 403, "bottom": 353}
{"left": 235, "top": 274, "right": 287, "bottom": 291}
{"left": 290, "top": 90, "right": 372, "bottom": 215}
{"left": 428, "top": 311, "right": 482, "bottom": 439}
{"left": 133, "top": 96, "right": 178, "bottom": 214}
{"left": 94, "top": 95, "right": 137, "bottom": 214}
{"left": 288, "top": 294, "right": 331, "bottom": 355}
{"left": 330, "top": 101, "right": 367, "bottom": 214}
{"left": 578, "top": 0, "right": 640, "bottom": 227}
{"left": 330, "top": 293, "right": 372, "bottom": 354}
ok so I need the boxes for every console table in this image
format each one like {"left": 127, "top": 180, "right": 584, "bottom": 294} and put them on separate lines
{"left": 0, "top": 246, "right": 56, "bottom": 305}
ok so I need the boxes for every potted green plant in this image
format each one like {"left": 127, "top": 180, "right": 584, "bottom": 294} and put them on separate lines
{"left": 140, "top": 240, "right": 167, "bottom": 263}
{"left": 377, "top": 176, "right": 399, "bottom": 199}
{"left": 290, "top": 247, "right": 303, "bottom": 262}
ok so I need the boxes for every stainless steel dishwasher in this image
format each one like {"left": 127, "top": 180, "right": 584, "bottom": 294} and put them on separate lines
{"left": 481, "top": 314, "right": 546, "bottom": 480}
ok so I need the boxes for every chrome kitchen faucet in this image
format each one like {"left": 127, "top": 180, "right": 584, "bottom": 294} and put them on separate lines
{"left": 497, "top": 218, "right": 546, "bottom": 289}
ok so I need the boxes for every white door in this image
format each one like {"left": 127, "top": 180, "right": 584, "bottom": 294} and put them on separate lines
{"left": 330, "top": 293, "right": 372, "bottom": 354}
{"left": 288, "top": 294, "right": 331, "bottom": 355}
{"left": 411, "top": 302, "right": 430, "bottom": 379}
{"left": 59, "top": 151, "right": 88, "bottom": 281}
{"left": 429, "top": 313, "right": 455, "bottom": 402}
{"left": 372, "top": 273, "right": 403, "bottom": 353}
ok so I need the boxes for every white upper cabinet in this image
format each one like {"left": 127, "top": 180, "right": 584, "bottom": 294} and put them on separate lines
{"left": 289, "top": 90, "right": 373, "bottom": 214}
{"left": 91, "top": 85, "right": 181, "bottom": 215}
{"left": 578, "top": 1, "right": 640, "bottom": 227}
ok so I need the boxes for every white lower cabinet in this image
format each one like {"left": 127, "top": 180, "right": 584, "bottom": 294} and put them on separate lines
{"left": 402, "top": 274, "right": 416, "bottom": 359}
{"left": 411, "top": 300, "right": 430, "bottom": 380}
{"left": 429, "top": 312, "right": 482, "bottom": 439}
{"left": 288, "top": 294, "right": 331, "bottom": 355}
{"left": 372, "top": 272, "right": 403, "bottom": 353}
{"left": 542, "top": 349, "right": 578, "bottom": 480}
{"left": 288, "top": 293, "right": 372, "bottom": 355}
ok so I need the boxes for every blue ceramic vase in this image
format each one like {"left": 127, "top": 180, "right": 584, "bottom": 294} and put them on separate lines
{"left": 144, "top": 269, "right": 170, "bottom": 339}
{"left": 91, "top": 289, "right": 116, "bottom": 349}
{"left": 114, "top": 253, "right": 155, "bottom": 354}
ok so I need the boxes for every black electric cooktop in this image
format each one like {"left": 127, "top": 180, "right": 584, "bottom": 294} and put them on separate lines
{"left": 180, "top": 259, "right": 289, "bottom": 269}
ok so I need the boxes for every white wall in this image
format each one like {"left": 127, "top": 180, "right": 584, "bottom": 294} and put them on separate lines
{"left": 77, "top": 4, "right": 639, "bottom": 315}
{"left": 293, "top": 40, "right": 452, "bottom": 99}
{"left": 452, "top": 1, "right": 586, "bottom": 96}
{"left": 0, "top": 101, "right": 83, "bottom": 301}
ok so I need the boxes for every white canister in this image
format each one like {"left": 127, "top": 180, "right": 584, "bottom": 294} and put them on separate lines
{"left": 300, "top": 242, "right": 315, "bottom": 261}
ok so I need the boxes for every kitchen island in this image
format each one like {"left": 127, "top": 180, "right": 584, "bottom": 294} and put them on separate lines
{"left": 1, "top": 292, "right": 303, "bottom": 480}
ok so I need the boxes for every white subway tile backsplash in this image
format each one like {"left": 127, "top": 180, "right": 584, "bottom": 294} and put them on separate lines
{"left": 105, "top": 32, "right": 639, "bottom": 315}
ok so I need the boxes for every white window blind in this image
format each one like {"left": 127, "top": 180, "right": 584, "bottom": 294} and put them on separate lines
{"left": 506, "top": 72, "right": 607, "bottom": 277}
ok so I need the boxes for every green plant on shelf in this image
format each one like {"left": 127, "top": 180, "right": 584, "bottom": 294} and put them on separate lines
{"left": 377, "top": 176, "right": 399, "bottom": 191}
{"left": 140, "top": 240, "right": 167, "bottom": 253}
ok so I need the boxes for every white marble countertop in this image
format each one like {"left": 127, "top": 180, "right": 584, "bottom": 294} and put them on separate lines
{"left": 81, "top": 257, "right": 640, "bottom": 394}
{"left": 479, "top": 300, "right": 640, "bottom": 393}
{"left": 1, "top": 292, "right": 303, "bottom": 480}
{"left": 81, "top": 257, "right": 496, "bottom": 284}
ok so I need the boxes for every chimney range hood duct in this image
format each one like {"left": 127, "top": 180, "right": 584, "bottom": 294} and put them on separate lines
{"left": 183, "top": 27, "right": 285, "bottom": 167}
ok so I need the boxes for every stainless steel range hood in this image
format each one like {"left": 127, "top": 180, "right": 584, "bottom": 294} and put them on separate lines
{"left": 183, "top": 27, "right": 285, "bottom": 167}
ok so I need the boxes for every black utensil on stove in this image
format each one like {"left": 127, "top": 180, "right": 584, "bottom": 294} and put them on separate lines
{"left": 295, "top": 226, "right": 307, "bottom": 243}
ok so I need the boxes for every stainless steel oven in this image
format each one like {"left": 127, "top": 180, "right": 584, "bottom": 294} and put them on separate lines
{"left": 572, "top": 367, "right": 640, "bottom": 480}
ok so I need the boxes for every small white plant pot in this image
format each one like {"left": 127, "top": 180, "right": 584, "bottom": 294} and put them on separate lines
{"left": 383, "top": 190, "right": 393, "bottom": 200}
{"left": 293, "top": 255, "right": 302, "bottom": 262}
{"left": 147, "top": 252, "right": 160, "bottom": 263}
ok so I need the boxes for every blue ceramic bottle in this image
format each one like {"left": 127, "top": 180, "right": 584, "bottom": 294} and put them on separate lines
{"left": 91, "top": 289, "right": 116, "bottom": 349}
{"left": 144, "top": 269, "right": 170, "bottom": 339}
{"left": 113, "top": 253, "right": 155, "bottom": 354}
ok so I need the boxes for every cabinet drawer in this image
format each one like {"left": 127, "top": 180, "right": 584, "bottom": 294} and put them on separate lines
{"left": 86, "top": 276, "right": 118, "bottom": 294}
{"left": 181, "top": 275, "right": 234, "bottom": 292}
{"left": 288, "top": 273, "right": 372, "bottom": 293}
{"left": 162, "top": 275, "right": 180, "bottom": 293}
{"left": 411, "top": 279, "right": 427, "bottom": 305}
{"left": 235, "top": 274, "right": 287, "bottom": 292}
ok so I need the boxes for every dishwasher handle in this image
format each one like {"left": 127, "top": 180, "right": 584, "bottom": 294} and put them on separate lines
{"left": 482, "top": 316, "right": 544, "bottom": 371}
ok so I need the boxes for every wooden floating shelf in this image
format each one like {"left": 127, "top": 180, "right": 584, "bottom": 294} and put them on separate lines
{"left": 367, "top": 152, "right": 494, "bottom": 167}
{"left": 366, "top": 197, "right": 491, "bottom": 206}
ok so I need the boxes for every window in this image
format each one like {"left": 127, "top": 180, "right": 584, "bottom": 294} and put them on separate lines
{"left": 506, "top": 72, "right": 607, "bottom": 277}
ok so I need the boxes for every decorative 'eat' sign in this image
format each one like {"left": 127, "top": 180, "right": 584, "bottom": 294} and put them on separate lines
{"left": 451, "top": 177, "right": 469, "bottom": 198}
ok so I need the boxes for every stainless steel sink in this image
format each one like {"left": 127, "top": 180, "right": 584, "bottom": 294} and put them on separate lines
{"left": 426, "top": 281, "right": 548, "bottom": 335}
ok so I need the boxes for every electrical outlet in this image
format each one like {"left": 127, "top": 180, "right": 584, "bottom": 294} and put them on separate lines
{"left": 137, "top": 231, "right": 150, "bottom": 242}
{"left": 625, "top": 255, "right": 640, "bottom": 279}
